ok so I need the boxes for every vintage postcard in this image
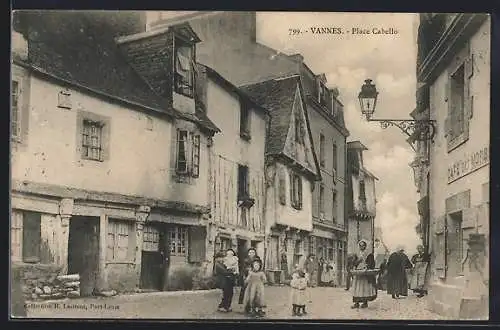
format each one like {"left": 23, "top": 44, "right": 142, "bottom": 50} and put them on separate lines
{"left": 10, "top": 11, "right": 490, "bottom": 320}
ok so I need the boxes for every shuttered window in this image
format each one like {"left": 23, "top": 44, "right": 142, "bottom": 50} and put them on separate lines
{"left": 188, "top": 226, "right": 206, "bottom": 263}
{"left": 11, "top": 211, "right": 23, "bottom": 261}
{"left": 290, "top": 172, "right": 303, "bottom": 210}
{"left": 191, "top": 134, "right": 200, "bottom": 177}
{"left": 23, "top": 212, "right": 41, "bottom": 263}
{"left": 445, "top": 43, "right": 473, "bottom": 152}
{"left": 278, "top": 169, "right": 286, "bottom": 205}
{"left": 319, "top": 134, "right": 325, "bottom": 167}
{"left": 434, "top": 215, "right": 447, "bottom": 279}
{"left": 319, "top": 184, "right": 325, "bottom": 215}
{"left": 107, "top": 220, "right": 134, "bottom": 262}
{"left": 332, "top": 142, "right": 338, "bottom": 181}
{"left": 11, "top": 80, "right": 21, "bottom": 139}
{"left": 176, "top": 129, "right": 201, "bottom": 177}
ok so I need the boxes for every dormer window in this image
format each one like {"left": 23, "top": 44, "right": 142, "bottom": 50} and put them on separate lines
{"left": 174, "top": 37, "right": 194, "bottom": 98}
{"left": 318, "top": 81, "right": 329, "bottom": 106}
{"left": 240, "top": 100, "right": 251, "bottom": 140}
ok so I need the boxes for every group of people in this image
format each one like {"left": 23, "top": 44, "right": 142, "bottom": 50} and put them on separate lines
{"left": 303, "top": 255, "right": 337, "bottom": 288}
{"left": 214, "top": 248, "right": 266, "bottom": 317}
{"left": 345, "top": 240, "right": 431, "bottom": 309}
{"left": 214, "top": 241, "right": 431, "bottom": 317}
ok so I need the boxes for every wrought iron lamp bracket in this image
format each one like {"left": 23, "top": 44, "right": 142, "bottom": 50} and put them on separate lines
{"left": 366, "top": 118, "right": 436, "bottom": 152}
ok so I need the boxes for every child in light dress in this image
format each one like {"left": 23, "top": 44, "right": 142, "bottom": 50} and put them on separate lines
{"left": 242, "top": 259, "right": 266, "bottom": 317}
{"left": 224, "top": 249, "right": 240, "bottom": 276}
{"left": 290, "top": 270, "right": 308, "bottom": 316}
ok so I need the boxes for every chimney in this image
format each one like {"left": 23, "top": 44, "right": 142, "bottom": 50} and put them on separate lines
{"left": 12, "top": 31, "right": 28, "bottom": 61}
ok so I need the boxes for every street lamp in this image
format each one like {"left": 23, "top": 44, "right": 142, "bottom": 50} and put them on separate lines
{"left": 357, "top": 79, "right": 436, "bottom": 152}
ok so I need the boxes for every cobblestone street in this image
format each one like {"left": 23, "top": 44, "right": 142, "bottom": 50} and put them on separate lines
{"left": 25, "top": 286, "right": 449, "bottom": 320}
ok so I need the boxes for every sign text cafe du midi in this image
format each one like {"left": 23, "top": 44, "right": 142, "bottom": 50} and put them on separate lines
{"left": 447, "top": 146, "right": 489, "bottom": 184}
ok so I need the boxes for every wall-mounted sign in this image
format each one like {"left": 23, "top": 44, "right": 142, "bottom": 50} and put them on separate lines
{"left": 447, "top": 146, "right": 489, "bottom": 184}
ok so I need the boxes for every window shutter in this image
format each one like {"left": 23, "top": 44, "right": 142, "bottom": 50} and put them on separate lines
{"left": 465, "top": 54, "right": 474, "bottom": 120}
{"left": 191, "top": 135, "right": 200, "bottom": 177}
{"left": 434, "top": 215, "right": 447, "bottom": 279}
{"left": 289, "top": 172, "right": 294, "bottom": 206}
{"left": 279, "top": 170, "right": 286, "bottom": 205}
{"left": 188, "top": 226, "right": 206, "bottom": 263}
{"left": 444, "top": 79, "right": 452, "bottom": 139}
{"left": 298, "top": 176, "right": 303, "bottom": 209}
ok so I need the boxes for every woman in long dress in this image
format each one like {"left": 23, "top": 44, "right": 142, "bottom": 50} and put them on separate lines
{"left": 409, "top": 245, "right": 430, "bottom": 298}
{"left": 386, "top": 246, "right": 413, "bottom": 299}
{"left": 351, "top": 240, "right": 377, "bottom": 309}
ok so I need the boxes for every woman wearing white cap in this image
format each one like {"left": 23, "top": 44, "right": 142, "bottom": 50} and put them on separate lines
{"left": 350, "top": 239, "right": 378, "bottom": 309}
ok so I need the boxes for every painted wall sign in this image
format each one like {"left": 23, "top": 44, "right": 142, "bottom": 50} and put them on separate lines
{"left": 447, "top": 146, "right": 489, "bottom": 184}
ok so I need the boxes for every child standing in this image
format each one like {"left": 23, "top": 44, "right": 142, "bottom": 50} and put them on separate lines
{"left": 242, "top": 259, "right": 266, "bottom": 317}
{"left": 290, "top": 270, "right": 308, "bottom": 316}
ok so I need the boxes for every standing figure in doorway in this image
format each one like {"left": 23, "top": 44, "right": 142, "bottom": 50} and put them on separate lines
{"left": 409, "top": 245, "right": 430, "bottom": 298}
{"left": 350, "top": 240, "right": 377, "bottom": 309}
{"left": 386, "top": 246, "right": 413, "bottom": 299}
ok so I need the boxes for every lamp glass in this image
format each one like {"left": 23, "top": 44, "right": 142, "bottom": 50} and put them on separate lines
{"left": 358, "top": 79, "right": 378, "bottom": 119}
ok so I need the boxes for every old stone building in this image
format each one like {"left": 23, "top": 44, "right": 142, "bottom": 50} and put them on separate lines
{"left": 242, "top": 76, "right": 321, "bottom": 283}
{"left": 146, "top": 11, "right": 350, "bottom": 284}
{"left": 346, "top": 141, "right": 378, "bottom": 256}
{"left": 412, "top": 13, "right": 490, "bottom": 318}
{"left": 10, "top": 11, "right": 225, "bottom": 296}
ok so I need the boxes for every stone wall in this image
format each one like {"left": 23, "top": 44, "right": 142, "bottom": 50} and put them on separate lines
{"left": 14, "top": 263, "right": 81, "bottom": 301}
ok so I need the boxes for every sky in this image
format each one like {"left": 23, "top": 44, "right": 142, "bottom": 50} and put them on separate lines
{"left": 254, "top": 12, "right": 421, "bottom": 255}
{"left": 147, "top": 11, "right": 422, "bottom": 255}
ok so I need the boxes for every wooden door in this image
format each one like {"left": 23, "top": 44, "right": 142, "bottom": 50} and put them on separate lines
{"left": 447, "top": 212, "right": 463, "bottom": 277}
{"left": 160, "top": 227, "right": 171, "bottom": 291}
{"left": 68, "top": 216, "right": 99, "bottom": 297}
{"left": 140, "top": 225, "right": 163, "bottom": 290}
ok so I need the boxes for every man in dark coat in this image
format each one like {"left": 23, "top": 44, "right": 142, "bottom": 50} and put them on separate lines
{"left": 214, "top": 251, "right": 236, "bottom": 312}
{"left": 386, "top": 246, "right": 413, "bottom": 299}
{"left": 345, "top": 253, "right": 358, "bottom": 291}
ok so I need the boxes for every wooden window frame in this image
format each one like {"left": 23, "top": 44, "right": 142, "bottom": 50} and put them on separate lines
{"left": 107, "top": 220, "right": 135, "bottom": 263}
{"left": 319, "top": 183, "right": 325, "bottom": 216}
{"left": 175, "top": 129, "right": 201, "bottom": 178}
{"left": 238, "top": 164, "right": 250, "bottom": 200}
{"left": 174, "top": 37, "right": 195, "bottom": 98}
{"left": 11, "top": 79, "right": 21, "bottom": 141}
{"left": 81, "top": 119, "right": 105, "bottom": 162}
{"left": 239, "top": 100, "right": 251, "bottom": 141}
{"left": 290, "top": 172, "right": 303, "bottom": 210}
{"left": 445, "top": 43, "right": 473, "bottom": 153}
{"left": 169, "top": 226, "right": 188, "bottom": 256}
{"left": 332, "top": 189, "right": 338, "bottom": 223}
{"left": 319, "top": 133, "right": 325, "bottom": 167}
{"left": 332, "top": 141, "right": 338, "bottom": 181}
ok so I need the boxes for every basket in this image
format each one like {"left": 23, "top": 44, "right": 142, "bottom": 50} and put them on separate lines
{"left": 351, "top": 269, "right": 380, "bottom": 276}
